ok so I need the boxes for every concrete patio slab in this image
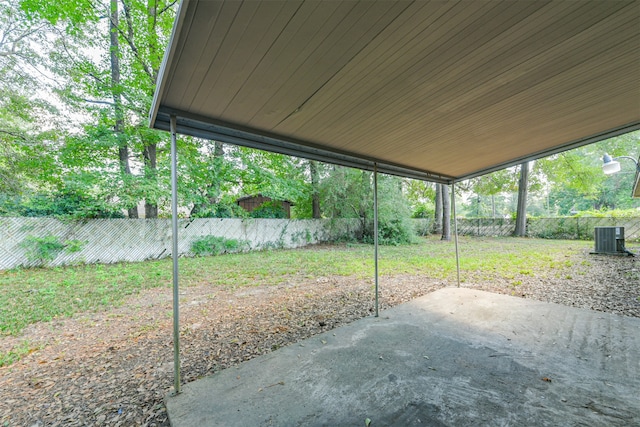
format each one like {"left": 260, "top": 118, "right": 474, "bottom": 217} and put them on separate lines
{"left": 166, "top": 288, "right": 640, "bottom": 426}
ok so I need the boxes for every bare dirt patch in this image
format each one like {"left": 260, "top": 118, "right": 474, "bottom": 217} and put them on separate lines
{"left": 1, "top": 247, "right": 638, "bottom": 426}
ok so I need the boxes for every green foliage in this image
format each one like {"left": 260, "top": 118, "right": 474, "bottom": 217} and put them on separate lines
{"left": 19, "top": 235, "right": 87, "bottom": 265}
{"left": 527, "top": 218, "right": 584, "bottom": 240}
{"left": 573, "top": 208, "right": 640, "bottom": 218}
{"left": 191, "top": 236, "right": 248, "bottom": 257}
{"left": 321, "top": 167, "right": 416, "bottom": 245}
{"left": 20, "top": 235, "right": 66, "bottom": 264}
{"left": 190, "top": 200, "right": 247, "bottom": 218}
{"left": 65, "top": 239, "right": 85, "bottom": 253}
{"left": 250, "top": 201, "right": 288, "bottom": 219}
{"left": 0, "top": 190, "right": 125, "bottom": 219}
{"left": 412, "top": 203, "right": 434, "bottom": 219}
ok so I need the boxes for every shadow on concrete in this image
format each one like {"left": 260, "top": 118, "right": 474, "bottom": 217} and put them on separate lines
{"left": 166, "top": 288, "right": 640, "bottom": 426}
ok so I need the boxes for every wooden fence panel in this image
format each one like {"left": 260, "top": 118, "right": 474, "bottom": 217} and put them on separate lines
{"left": 0, "top": 218, "right": 361, "bottom": 270}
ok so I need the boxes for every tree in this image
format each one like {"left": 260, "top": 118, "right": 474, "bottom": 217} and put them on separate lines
{"left": 441, "top": 184, "right": 451, "bottom": 241}
{"left": 537, "top": 131, "right": 640, "bottom": 213}
{"left": 309, "top": 160, "right": 321, "bottom": 218}
{"left": 434, "top": 183, "right": 443, "bottom": 234}
{"left": 21, "top": 0, "right": 177, "bottom": 218}
{"left": 183, "top": 140, "right": 231, "bottom": 217}
{"left": 514, "top": 162, "right": 530, "bottom": 237}
{"left": 320, "top": 167, "right": 415, "bottom": 244}
{"left": 110, "top": 0, "right": 137, "bottom": 218}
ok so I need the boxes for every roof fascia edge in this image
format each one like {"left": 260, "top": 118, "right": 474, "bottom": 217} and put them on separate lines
{"left": 148, "top": 0, "right": 191, "bottom": 128}
{"left": 454, "top": 121, "right": 640, "bottom": 183}
{"left": 153, "top": 108, "right": 453, "bottom": 184}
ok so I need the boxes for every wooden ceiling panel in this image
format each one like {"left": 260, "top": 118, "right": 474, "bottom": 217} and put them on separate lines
{"left": 301, "top": 1, "right": 632, "bottom": 143}
{"left": 151, "top": 0, "right": 640, "bottom": 184}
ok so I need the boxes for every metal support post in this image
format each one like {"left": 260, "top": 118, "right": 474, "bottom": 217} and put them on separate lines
{"left": 373, "top": 164, "right": 379, "bottom": 317}
{"left": 452, "top": 182, "right": 461, "bottom": 287}
{"left": 170, "top": 115, "right": 181, "bottom": 394}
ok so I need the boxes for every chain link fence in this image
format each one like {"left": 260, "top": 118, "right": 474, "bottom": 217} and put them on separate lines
{"left": 455, "top": 216, "right": 640, "bottom": 241}
{"left": 0, "top": 217, "right": 361, "bottom": 270}
{"left": 3, "top": 216, "right": 639, "bottom": 270}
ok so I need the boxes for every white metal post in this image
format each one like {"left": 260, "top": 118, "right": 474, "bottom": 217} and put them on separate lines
{"left": 170, "top": 115, "right": 181, "bottom": 394}
{"left": 452, "top": 182, "right": 461, "bottom": 287}
{"left": 373, "top": 164, "right": 379, "bottom": 317}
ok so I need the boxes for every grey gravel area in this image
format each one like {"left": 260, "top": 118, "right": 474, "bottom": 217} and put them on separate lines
{"left": 469, "top": 246, "right": 640, "bottom": 318}
{"left": 1, "top": 244, "right": 638, "bottom": 426}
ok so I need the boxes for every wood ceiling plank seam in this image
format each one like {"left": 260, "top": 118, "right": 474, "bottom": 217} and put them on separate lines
{"left": 396, "top": 1, "right": 622, "bottom": 119}
{"left": 450, "top": 110, "right": 640, "bottom": 175}
{"left": 156, "top": 0, "right": 206, "bottom": 109}
{"left": 330, "top": 8, "right": 633, "bottom": 149}
{"left": 438, "top": 93, "right": 635, "bottom": 157}
{"left": 296, "top": 1, "right": 503, "bottom": 136}
{"left": 276, "top": 1, "right": 475, "bottom": 136}
{"left": 219, "top": 1, "right": 349, "bottom": 120}
{"left": 393, "top": 75, "right": 640, "bottom": 166}
{"left": 249, "top": 0, "right": 394, "bottom": 127}
{"left": 257, "top": 1, "right": 417, "bottom": 131}
{"left": 497, "top": 74, "right": 640, "bottom": 134}
{"left": 468, "top": 46, "right": 640, "bottom": 127}
{"left": 278, "top": 1, "right": 455, "bottom": 135}
{"left": 167, "top": 1, "right": 222, "bottom": 106}
{"left": 396, "top": 1, "right": 551, "bottom": 90}
{"left": 194, "top": 2, "right": 298, "bottom": 116}
{"left": 189, "top": 1, "right": 268, "bottom": 113}
{"left": 451, "top": 105, "right": 640, "bottom": 173}
{"left": 192, "top": 1, "right": 322, "bottom": 118}
{"left": 317, "top": 2, "right": 631, "bottom": 145}
{"left": 457, "top": 122, "right": 640, "bottom": 181}
{"left": 388, "top": 67, "right": 640, "bottom": 160}
{"left": 368, "top": 22, "right": 639, "bottom": 146}
{"left": 200, "top": 1, "right": 305, "bottom": 117}
{"left": 527, "top": 96, "right": 639, "bottom": 140}
{"left": 180, "top": 1, "right": 248, "bottom": 110}
{"left": 299, "top": 1, "right": 548, "bottom": 142}
{"left": 344, "top": 69, "right": 640, "bottom": 173}
{"left": 422, "top": 2, "right": 633, "bottom": 118}
{"left": 389, "top": 2, "right": 575, "bottom": 114}
{"left": 219, "top": 1, "right": 352, "bottom": 119}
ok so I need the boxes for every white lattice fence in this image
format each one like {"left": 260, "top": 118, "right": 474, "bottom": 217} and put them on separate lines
{"left": 0, "top": 218, "right": 361, "bottom": 270}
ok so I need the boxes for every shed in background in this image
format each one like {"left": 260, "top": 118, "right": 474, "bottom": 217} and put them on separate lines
{"left": 236, "top": 195, "right": 293, "bottom": 218}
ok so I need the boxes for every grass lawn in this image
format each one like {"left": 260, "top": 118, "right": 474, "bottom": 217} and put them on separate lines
{"left": 0, "top": 236, "right": 591, "bottom": 337}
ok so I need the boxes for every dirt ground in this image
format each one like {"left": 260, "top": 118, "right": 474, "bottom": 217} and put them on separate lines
{"left": 1, "top": 246, "right": 638, "bottom": 426}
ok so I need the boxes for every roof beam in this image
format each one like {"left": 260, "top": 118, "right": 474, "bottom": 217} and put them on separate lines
{"left": 155, "top": 107, "right": 454, "bottom": 184}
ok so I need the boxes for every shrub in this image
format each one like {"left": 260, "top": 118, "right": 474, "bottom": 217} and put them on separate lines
{"left": 250, "top": 201, "right": 287, "bottom": 219}
{"left": 19, "top": 235, "right": 66, "bottom": 264}
{"left": 19, "top": 235, "right": 87, "bottom": 265}
{"left": 191, "top": 236, "right": 248, "bottom": 256}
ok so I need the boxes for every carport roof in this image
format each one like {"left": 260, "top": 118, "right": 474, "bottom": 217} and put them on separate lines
{"left": 150, "top": 0, "right": 640, "bottom": 184}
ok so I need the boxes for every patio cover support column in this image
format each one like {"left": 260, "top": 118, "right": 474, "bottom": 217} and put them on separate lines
{"left": 170, "top": 115, "right": 181, "bottom": 394}
{"left": 452, "top": 182, "right": 461, "bottom": 287}
{"left": 374, "top": 163, "right": 379, "bottom": 317}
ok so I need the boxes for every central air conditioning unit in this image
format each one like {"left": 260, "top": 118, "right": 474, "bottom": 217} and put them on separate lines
{"left": 592, "top": 227, "right": 633, "bottom": 256}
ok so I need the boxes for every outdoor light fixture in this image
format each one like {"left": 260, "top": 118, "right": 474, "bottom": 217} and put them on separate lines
{"left": 602, "top": 153, "right": 640, "bottom": 175}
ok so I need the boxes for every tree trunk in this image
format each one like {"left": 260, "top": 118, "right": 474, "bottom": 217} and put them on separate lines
{"left": 189, "top": 142, "right": 225, "bottom": 217}
{"left": 143, "top": 143, "right": 158, "bottom": 218}
{"left": 110, "top": 0, "right": 137, "bottom": 218}
{"left": 309, "top": 160, "right": 321, "bottom": 218}
{"left": 514, "top": 162, "right": 530, "bottom": 237}
{"left": 434, "top": 183, "right": 443, "bottom": 235}
{"left": 441, "top": 184, "right": 451, "bottom": 241}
